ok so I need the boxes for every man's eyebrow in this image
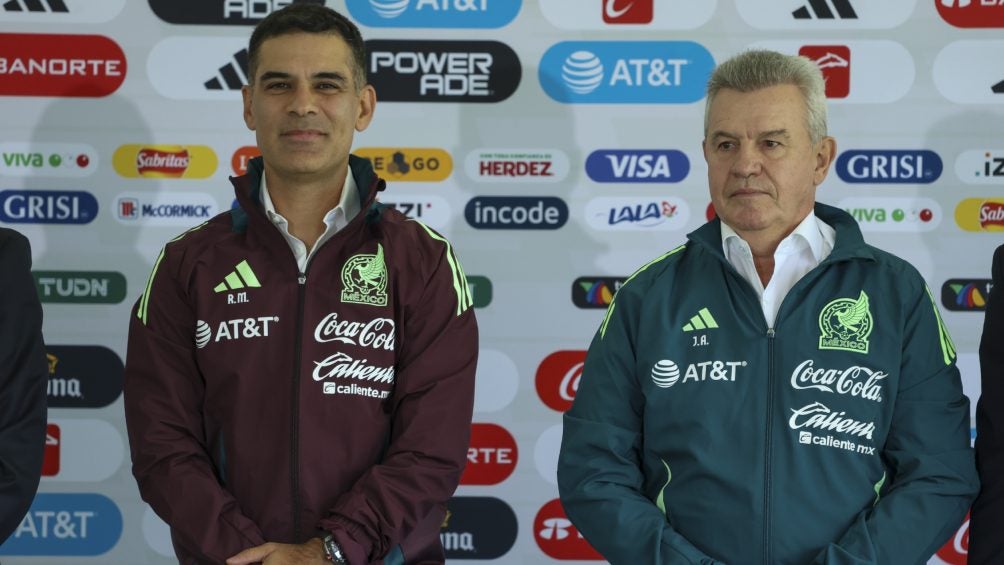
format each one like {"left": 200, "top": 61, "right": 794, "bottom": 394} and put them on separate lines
{"left": 708, "top": 130, "right": 737, "bottom": 141}
{"left": 256, "top": 71, "right": 349, "bottom": 83}
{"left": 759, "top": 129, "right": 791, "bottom": 139}
{"left": 258, "top": 71, "right": 291, "bottom": 82}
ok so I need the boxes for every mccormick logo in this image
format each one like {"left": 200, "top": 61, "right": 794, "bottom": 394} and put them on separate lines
{"left": 539, "top": 41, "right": 714, "bottom": 103}
{"left": 441, "top": 497, "right": 518, "bottom": 560}
{"left": 149, "top": 0, "right": 322, "bottom": 25}
{"left": 941, "top": 278, "right": 993, "bottom": 311}
{"left": 366, "top": 40, "right": 521, "bottom": 103}
{"left": 937, "top": 0, "right": 1004, "bottom": 27}
{"left": 935, "top": 512, "right": 969, "bottom": 565}
{"left": 572, "top": 276, "right": 626, "bottom": 309}
{"left": 465, "top": 196, "right": 568, "bottom": 230}
{"left": 0, "top": 190, "right": 97, "bottom": 224}
{"left": 32, "top": 271, "right": 126, "bottom": 304}
{"left": 114, "top": 192, "right": 218, "bottom": 226}
{"left": 836, "top": 150, "right": 942, "bottom": 183}
{"left": 0, "top": 143, "right": 96, "bottom": 177}
{"left": 799, "top": 45, "right": 850, "bottom": 98}
{"left": 535, "top": 350, "right": 586, "bottom": 412}
{"left": 792, "top": 0, "right": 858, "bottom": 19}
{"left": 45, "top": 346, "right": 123, "bottom": 408}
{"left": 346, "top": 0, "right": 521, "bottom": 28}
{"left": 0, "top": 493, "right": 123, "bottom": 556}
{"left": 43, "top": 423, "right": 60, "bottom": 477}
{"left": 584, "top": 197, "right": 690, "bottom": 231}
{"left": 955, "top": 198, "right": 1004, "bottom": 232}
{"left": 464, "top": 148, "right": 569, "bottom": 183}
{"left": 0, "top": 33, "right": 126, "bottom": 97}
{"left": 460, "top": 423, "right": 518, "bottom": 485}
{"left": 955, "top": 149, "right": 1004, "bottom": 184}
{"left": 838, "top": 197, "right": 941, "bottom": 232}
{"left": 603, "top": 0, "right": 653, "bottom": 23}
{"left": 534, "top": 498, "right": 604, "bottom": 560}
{"left": 466, "top": 275, "right": 493, "bottom": 308}
{"left": 112, "top": 144, "right": 217, "bottom": 179}
{"left": 585, "top": 149, "right": 690, "bottom": 182}
{"left": 355, "top": 148, "right": 452, "bottom": 181}
{"left": 231, "top": 146, "right": 260, "bottom": 175}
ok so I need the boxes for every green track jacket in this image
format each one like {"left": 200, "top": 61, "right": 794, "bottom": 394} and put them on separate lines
{"left": 557, "top": 203, "right": 978, "bottom": 565}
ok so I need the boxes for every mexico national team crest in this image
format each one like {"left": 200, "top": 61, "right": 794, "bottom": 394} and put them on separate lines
{"left": 818, "top": 290, "right": 873, "bottom": 354}
{"left": 341, "top": 243, "right": 388, "bottom": 307}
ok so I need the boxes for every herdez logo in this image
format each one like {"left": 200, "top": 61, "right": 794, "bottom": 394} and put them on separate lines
{"left": 539, "top": 41, "right": 713, "bottom": 104}
{"left": 0, "top": 190, "right": 97, "bottom": 224}
{"left": 956, "top": 198, "right": 1004, "bottom": 232}
{"left": 45, "top": 345, "right": 123, "bottom": 408}
{"left": 955, "top": 149, "right": 1004, "bottom": 185}
{"left": 0, "top": 493, "right": 122, "bottom": 556}
{"left": 0, "top": 0, "right": 125, "bottom": 23}
{"left": 355, "top": 147, "right": 452, "bottom": 181}
{"left": 836, "top": 150, "right": 942, "bottom": 183}
{"left": 32, "top": 271, "right": 126, "bottom": 304}
{"left": 465, "top": 196, "right": 568, "bottom": 230}
{"left": 937, "top": 0, "right": 1004, "bottom": 28}
{"left": 464, "top": 148, "right": 570, "bottom": 184}
{"left": 534, "top": 498, "right": 604, "bottom": 560}
{"left": 112, "top": 144, "right": 217, "bottom": 179}
{"left": 942, "top": 278, "right": 993, "bottom": 311}
{"left": 535, "top": 350, "right": 586, "bottom": 412}
{"left": 585, "top": 197, "right": 689, "bottom": 231}
{"left": 0, "top": 33, "right": 126, "bottom": 97}
{"left": 115, "top": 192, "right": 219, "bottom": 226}
{"left": 441, "top": 497, "right": 517, "bottom": 559}
{"left": 346, "top": 0, "right": 521, "bottom": 28}
{"left": 572, "top": 276, "right": 626, "bottom": 309}
{"left": 149, "top": 0, "right": 322, "bottom": 25}
{"left": 818, "top": 290, "right": 873, "bottom": 355}
{"left": 366, "top": 39, "right": 521, "bottom": 102}
{"left": 466, "top": 275, "right": 493, "bottom": 308}
{"left": 0, "top": 142, "right": 96, "bottom": 178}
{"left": 460, "top": 423, "right": 518, "bottom": 485}
{"left": 341, "top": 243, "right": 389, "bottom": 307}
{"left": 585, "top": 149, "right": 689, "bottom": 183}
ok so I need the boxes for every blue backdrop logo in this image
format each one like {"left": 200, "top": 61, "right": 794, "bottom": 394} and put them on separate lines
{"left": 346, "top": 0, "right": 520, "bottom": 28}
{"left": 539, "top": 41, "right": 714, "bottom": 103}
{"left": 585, "top": 150, "right": 690, "bottom": 183}
{"left": 0, "top": 190, "right": 98, "bottom": 224}
{"left": 465, "top": 196, "right": 568, "bottom": 229}
{"left": 836, "top": 150, "right": 942, "bottom": 184}
{"left": 0, "top": 493, "right": 122, "bottom": 556}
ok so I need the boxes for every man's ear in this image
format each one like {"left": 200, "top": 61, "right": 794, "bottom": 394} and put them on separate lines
{"left": 242, "top": 84, "right": 255, "bottom": 131}
{"left": 813, "top": 136, "right": 837, "bottom": 186}
{"left": 355, "top": 84, "right": 376, "bottom": 132}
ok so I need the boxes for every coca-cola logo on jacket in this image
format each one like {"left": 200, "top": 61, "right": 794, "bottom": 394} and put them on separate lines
{"left": 535, "top": 350, "right": 587, "bottom": 412}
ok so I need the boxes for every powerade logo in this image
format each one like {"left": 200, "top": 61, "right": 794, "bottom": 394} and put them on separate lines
{"left": 0, "top": 190, "right": 97, "bottom": 224}
{"left": 0, "top": 493, "right": 122, "bottom": 556}
{"left": 836, "top": 150, "right": 942, "bottom": 183}
{"left": 149, "top": 0, "right": 322, "bottom": 25}
{"left": 585, "top": 149, "right": 689, "bottom": 182}
{"left": 441, "top": 497, "right": 518, "bottom": 559}
{"left": 346, "top": 0, "right": 520, "bottom": 28}
{"left": 539, "top": 41, "right": 713, "bottom": 103}
{"left": 366, "top": 40, "right": 521, "bottom": 102}
{"left": 33, "top": 271, "right": 126, "bottom": 304}
{"left": 572, "top": 276, "right": 626, "bottom": 309}
{"left": 465, "top": 196, "right": 568, "bottom": 229}
{"left": 0, "top": 33, "right": 126, "bottom": 97}
{"left": 942, "top": 278, "right": 993, "bottom": 312}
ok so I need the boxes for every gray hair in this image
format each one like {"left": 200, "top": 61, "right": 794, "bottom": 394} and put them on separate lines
{"left": 704, "top": 49, "right": 828, "bottom": 145}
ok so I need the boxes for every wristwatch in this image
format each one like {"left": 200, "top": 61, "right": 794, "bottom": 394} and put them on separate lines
{"left": 321, "top": 533, "right": 347, "bottom": 564}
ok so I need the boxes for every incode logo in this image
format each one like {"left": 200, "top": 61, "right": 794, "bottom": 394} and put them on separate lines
{"left": 792, "top": 0, "right": 858, "bottom": 19}
{"left": 206, "top": 49, "right": 248, "bottom": 90}
{"left": 3, "top": 0, "right": 67, "bottom": 12}
{"left": 561, "top": 51, "right": 604, "bottom": 94}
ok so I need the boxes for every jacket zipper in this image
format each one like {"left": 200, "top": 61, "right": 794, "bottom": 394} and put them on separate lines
{"left": 291, "top": 270, "right": 307, "bottom": 541}
{"left": 763, "top": 327, "right": 776, "bottom": 565}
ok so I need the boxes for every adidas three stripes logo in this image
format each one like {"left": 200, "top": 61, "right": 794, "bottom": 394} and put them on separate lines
{"left": 792, "top": 0, "right": 858, "bottom": 19}
{"left": 3, "top": 0, "right": 68, "bottom": 12}
{"left": 205, "top": 49, "right": 249, "bottom": 91}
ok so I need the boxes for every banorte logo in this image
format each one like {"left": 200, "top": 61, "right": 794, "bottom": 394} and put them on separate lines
{"left": 113, "top": 144, "right": 217, "bottom": 179}
{"left": 534, "top": 498, "right": 604, "bottom": 560}
{"left": 935, "top": 512, "right": 969, "bottom": 565}
{"left": 937, "top": 0, "right": 1004, "bottom": 28}
{"left": 0, "top": 33, "right": 126, "bottom": 97}
{"left": 460, "top": 423, "right": 518, "bottom": 485}
{"left": 956, "top": 198, "right": 1004, "bottom": 232}
{"left": 535, "top": 350, "right": 586, "bottom": 412}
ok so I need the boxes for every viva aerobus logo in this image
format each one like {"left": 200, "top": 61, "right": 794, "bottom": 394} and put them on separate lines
{"left": 149, "top": 0, "right": 322, "bottom": 24}
{"left": 0, "top": 142, "right": 97, "bottom": 177}
{"left": 346, "top": 0, "right": 521, "bottom": 27}
{"left": 942, "top": 278, "right": 993, "bottom": 311}
{"left": 539, "top": 41, "right": 714, "bottom": 103}
{"left": 585, "top": 149, "right": 689, "bottom": 182}
{"left": 441, "top": 497, "right": 517, "bottom": 559}
{"left": 0, "top": 190, "right": 98, "bottom": 224}
{"left": 46, "top": 345, "right": 124, "bottom": 408}
{"left": 0, "top": 33, "right": 126, "bottom": 97}
{"left": 0, "top": 493, "right": 122, "bottom": 556}
{"left": 33, "top": 271, "right": 126, "bottom": 304}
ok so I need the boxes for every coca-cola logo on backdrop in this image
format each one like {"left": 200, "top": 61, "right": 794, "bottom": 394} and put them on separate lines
{"left": 535, "top": 350, "right": 587, "bottom": 412}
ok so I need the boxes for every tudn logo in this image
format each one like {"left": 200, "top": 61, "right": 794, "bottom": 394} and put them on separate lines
{"left": 561, "top": 51, "right": 603, "bottom": 94}
{"left": 195, "top": 321, "right": 212, "bottom": 349}
{"left": 206, "top": 49, "right": 248, "bottom": 91}
{"left": 3, "top": 0, "right": 68, "bottom": 12}
{"left": 651, "top": 360, "right": 680, "bottom": 388}
{"left": 369, "top": 0, "right": 409, "bottom": 18}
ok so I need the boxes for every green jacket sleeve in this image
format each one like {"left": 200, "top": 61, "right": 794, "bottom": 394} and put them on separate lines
{"left": 813, "top": 284, "right": 979, "bottom": 565}
{"left": 557, "top": 292, "right": 724, "bottom": 565}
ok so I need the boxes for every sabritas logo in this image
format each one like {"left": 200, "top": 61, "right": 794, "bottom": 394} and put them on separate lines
{"left": 603, "top": 0, "right": 653, "bottom": 23}
{"left": 535, "top": 350, "right": 586, "bottom": 412}
{"left": 572, "top": 276, "right": 626, "bottom": 308}
{"left": 0, "top": 33, "right": 126, "bottom": 97}
{"left": 459, "top": 423, "right": 518, "bottom": 486}
{"left": 112, "top": 144, "right": 217, "bottom": 179}
{"left": 534, "top": 498, "right": 604, "bottom": 560}
{"left": 0, "top": 143, "right": 96, "bottom": 177}
{"left": 42, "top": 423, "right": 59, "bottom": 477}
{"left": 937, "top": 0, "right": 1004, "bottom": 28}
{"left": 956, "top": 198, "right": 1004, "bottom": 232}
{"left": 355, "top": 148, "right": 452, "bottom": 181}
{"left": 799, "top": 45, "right": 850, "bottom": 98}
{"left": 935, "top": 512, "right": 969, "bottom": 565}
{"left": 941, "top": 278, "right": 993, "bottom": 311}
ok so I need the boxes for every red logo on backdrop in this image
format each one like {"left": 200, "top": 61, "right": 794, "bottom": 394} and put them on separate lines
{"left": 43, "top": 423, "right": 60, "bottom": 476}
{"left": 0, "top": 33, "right": 127, "bottom": 97}
{"left": 536, "top": 350, "right": 587, "bottom": 412}
{"left": 799, "top": 45, "right": 851, "bottom": 98}
{"left": 534, "top": 498, "right": 604, "bottom": 560}
{"left": 460, "top": 423, "right": 518, "bottom": 486}
{"left": 231, "top": 146, "right": 261, "bottom": 175}
{"left": 706, "top": 202, "right": 717, "bottom": 221}
{"left": 980, "top": 202, "right": 1004, "bottom": 228}
{"left": 137, "top": 148, "right": 190, "bottom": 177}
{"left": 936, "top": 512, "right": 969, "bottom": 565}
{"left": 602, "top": 0, "right": 653, "bottom": 23}
{"left": 937, "top": 0, "right": 1004, "bottom": 28}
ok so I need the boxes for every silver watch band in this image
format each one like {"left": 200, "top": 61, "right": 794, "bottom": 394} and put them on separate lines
{"left": 322, "top": 534, "right": 347, "bottom": 564}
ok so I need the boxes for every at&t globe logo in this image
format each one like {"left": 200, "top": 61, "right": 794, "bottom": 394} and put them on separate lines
{"left": 651, "top": 359, "right": 680, "bottom": 388}
{"left": 370, "top": 0, "right": 409, "bottom": 17}
{"left": 561, "top": 51, "right": 603, "bottom": 94}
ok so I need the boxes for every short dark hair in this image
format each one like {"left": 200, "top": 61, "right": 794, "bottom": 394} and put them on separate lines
{"left": 247, "top": 3, "right": 367, "bottom": 90}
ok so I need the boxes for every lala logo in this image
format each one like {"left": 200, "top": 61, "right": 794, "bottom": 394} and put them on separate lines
{"left": 341, "top": 244, "right": 389, "bottom": 307}
{"left": 818, "top": 290, "right": 873, "bottom": 354}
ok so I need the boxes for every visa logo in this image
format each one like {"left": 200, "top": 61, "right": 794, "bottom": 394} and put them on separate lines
{"left": 836, "top": 150, "right": 942, "bottom": 184}
{"left": 585, "top": 150, "right": 689, "bottom": 182}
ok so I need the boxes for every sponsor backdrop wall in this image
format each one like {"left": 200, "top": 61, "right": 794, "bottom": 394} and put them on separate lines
{"left": 0, "top": 0, "right": 999, "bottom": 563}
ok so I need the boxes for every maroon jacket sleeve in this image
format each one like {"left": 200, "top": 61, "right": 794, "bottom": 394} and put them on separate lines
{"left": 124, "top": 241, "right": 266, "bottom": 563}
{"left": 318, "top": 224, "right": 478, "bottom": 563}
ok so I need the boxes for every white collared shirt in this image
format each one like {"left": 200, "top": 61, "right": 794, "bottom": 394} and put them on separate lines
{"left": 721, "top": 211, "right": 836, "bottom": 328}
{"left": 260, "top": 171, "right": 360, "bottom": 273}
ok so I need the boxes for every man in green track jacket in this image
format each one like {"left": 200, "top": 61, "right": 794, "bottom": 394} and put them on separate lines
{"left": 557, "top": 50, "right": 978, "bottom": 564}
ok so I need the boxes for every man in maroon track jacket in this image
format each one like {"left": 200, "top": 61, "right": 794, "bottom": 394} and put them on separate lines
{"left": 123, "top": 5, "right": 478, "bottom": 564}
